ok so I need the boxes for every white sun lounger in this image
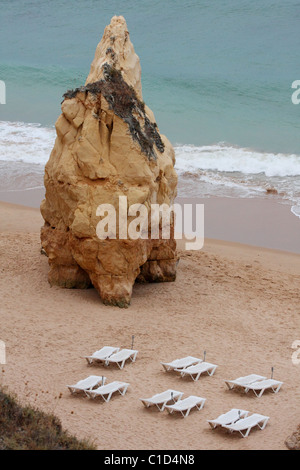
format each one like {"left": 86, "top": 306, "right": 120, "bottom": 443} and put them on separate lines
{"left": 83, "top": 346, "right": 120, "bottom": 365}
{"left": 225, "top": 374, "right": 267, "bottom": 390}
{"left": 67, "top": 375, "right": 106, "bottom": 395}
{"left": 175, "top": 362, "right": 218, "bottom": 381}
{"left": 85, "top": 381, "right": 129, "bottom": 402}
{"left": 207, "top": 408, "right": 249, "bottom": 429}
{"left": 242, "top": 379, "right": 283, "bottom": 397}
{"left": 104, "top": 349, "right": 138, "bottom": 369}
{"left": 140, "top": 390, "right": 184, "bottom": 412}
{"left": 222, "top": 413, "right": 270, "bottom": 438}
{"left": 161, "top": 356, "right": 202, "bottom": 372}
{"left": 165, "top": 396, "right": 206, "bottom": 418}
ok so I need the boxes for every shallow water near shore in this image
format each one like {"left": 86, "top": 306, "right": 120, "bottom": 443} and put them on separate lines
{"left": 0, "top": 120, "right": 300, "bottom": 221}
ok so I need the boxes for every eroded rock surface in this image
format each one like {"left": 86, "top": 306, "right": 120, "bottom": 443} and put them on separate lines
{"left": 40, "top": 16, "right": 178, "bottom": 307}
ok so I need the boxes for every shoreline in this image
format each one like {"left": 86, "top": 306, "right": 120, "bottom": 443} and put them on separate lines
{"left": 177, "top": 195, "right": 300, "bottom": 255}
{"left": 1, "top": 200, "right": 300, "bottom": 270}
{"left": 1, "top": 188, "right": 300, "bottom": 254}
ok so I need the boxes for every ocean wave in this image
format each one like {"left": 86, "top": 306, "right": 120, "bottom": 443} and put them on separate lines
{"left": 0, "top": 121, "right": 55, "bottom": 165}
{"left": 0, "top": 120, "right": 300, "bottom": 218}
{"left": 174, "top": 143, "right": 300, "bottom": 177}
{"left": 174, "top": 143, "right": 300, "bottom": 215}
{"left": 2, "top": 121, "right": 300, "bottom": 178}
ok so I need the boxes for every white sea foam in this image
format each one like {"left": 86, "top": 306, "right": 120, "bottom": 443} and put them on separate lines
{"left": 1, "top": 122, "right": 299, "bottom": 178}
{"left": 174, "top": 143, "right": 300, "bottom": 218}
{"left": 0, "top": 120, "right": 55, "bottom": 165}
{"left": 0, "top": 121, "right": 300, "bottom": 218}
{"left": 174, "top": 143, "right": 300, "bottom": 177}
{"left": 291, "top": 205, "right": 300, "bottom": 219}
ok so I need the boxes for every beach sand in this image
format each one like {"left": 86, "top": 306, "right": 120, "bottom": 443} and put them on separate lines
{"left": 0, "top": 199, "right": 299, "bottom": 450}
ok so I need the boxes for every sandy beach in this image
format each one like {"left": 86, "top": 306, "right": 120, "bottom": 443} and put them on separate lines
{"left": 0, "top": 199, "right": 299, "bottom": 450}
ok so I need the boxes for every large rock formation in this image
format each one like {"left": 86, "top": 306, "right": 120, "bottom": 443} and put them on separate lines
{"left": 40, "top": 16, "right": 178, "bottom": 307}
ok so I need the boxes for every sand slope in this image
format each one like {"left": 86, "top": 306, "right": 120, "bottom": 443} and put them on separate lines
{"left": 0, "top": 201, "right": 299, "bottom": 450}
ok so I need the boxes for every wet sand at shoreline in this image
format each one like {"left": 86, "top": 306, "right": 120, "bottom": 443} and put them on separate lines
{"left": 1, "top": 188, "right": 300, "bottom": 253}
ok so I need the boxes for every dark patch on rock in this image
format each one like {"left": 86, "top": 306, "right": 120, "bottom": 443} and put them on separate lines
{"left": 62, "top": 64, "right": 164, "bottom": 160}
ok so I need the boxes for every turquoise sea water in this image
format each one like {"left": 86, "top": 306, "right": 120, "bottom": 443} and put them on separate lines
{"left": 0, "top": 0, "right": 300, "bottom": 215}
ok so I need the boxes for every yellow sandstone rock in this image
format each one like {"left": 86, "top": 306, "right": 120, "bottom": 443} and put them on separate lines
{"left": 40, "top": 16, "right": 178, "bottom": 307}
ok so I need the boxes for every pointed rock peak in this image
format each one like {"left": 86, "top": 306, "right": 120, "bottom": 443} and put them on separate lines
{"left": 85, "top": 16, "right": 143, "bottom": 101}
